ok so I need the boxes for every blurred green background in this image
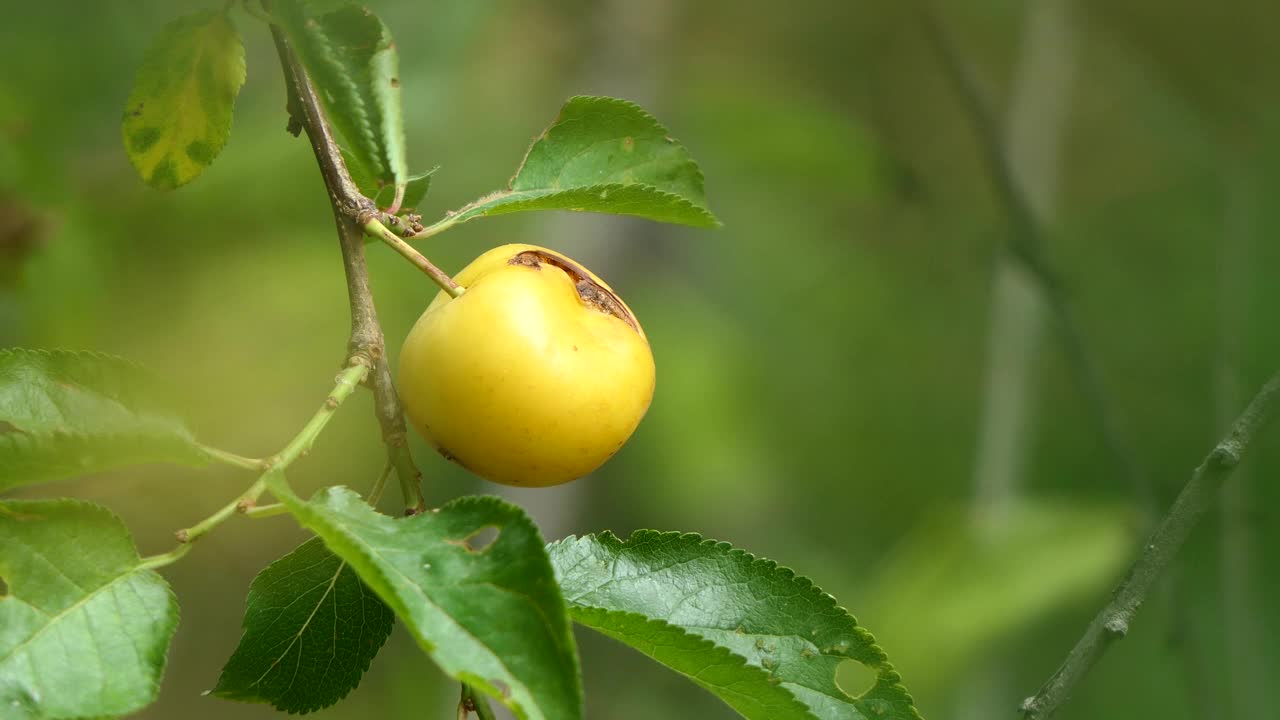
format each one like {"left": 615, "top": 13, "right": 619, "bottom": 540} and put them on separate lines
{"left": 3, "top": 1, "right": 1279, "bottom": 718}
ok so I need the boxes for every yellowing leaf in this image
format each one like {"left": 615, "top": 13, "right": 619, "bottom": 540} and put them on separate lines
{"left": 122, "top": 10, "right": 245, "bottom": 189}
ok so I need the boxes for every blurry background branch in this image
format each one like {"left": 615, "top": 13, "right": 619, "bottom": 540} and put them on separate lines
{"left": 1214, "top": 158, "right": 1267, "bottom": 720}
{"left": 951, "top": 2, "right": 1076, "bottom": 718}
{"left": 920, "top": 4, "right": 1149, "bottom": 513}
{"left": 1020, "top": 368, "right": 1280, "bottom": 719}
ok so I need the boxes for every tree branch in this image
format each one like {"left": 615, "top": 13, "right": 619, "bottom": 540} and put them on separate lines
{"left": 267, "top": 10, "right": 425, "bottom": 513}
{"left": 919, "top": 9, "right": 1150, "bottom": 511}
{"left": 1020, "top": 368, "right": 1280, "bottom": 719}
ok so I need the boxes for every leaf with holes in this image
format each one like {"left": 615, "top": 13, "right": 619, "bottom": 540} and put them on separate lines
{"left": 213, "top": 537, "right": 394, "bottom": 713}
{"left": 269, "top": 482, "right": 582, "bottom": 720}
{"left": 0, "top": 348, "right": 209, "bottom": 492}
{"left": 0, "top": 499, "right": 180, "bottom": 719}
{"left": 443, "top": 96, "right": 720, "bottom": 228}
{"left": 548, "top": 531, "right": 922, "bottom": 720}
{"left": 277, "top": 1, "right": 407, "bottom": 202}
{"left": 122, "top": 9, "right": 245, "bottom": 189}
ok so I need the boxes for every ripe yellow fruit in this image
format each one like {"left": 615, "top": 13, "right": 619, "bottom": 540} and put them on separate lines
{"left": 397, "top": 244, "right": 656, "bottom": 487}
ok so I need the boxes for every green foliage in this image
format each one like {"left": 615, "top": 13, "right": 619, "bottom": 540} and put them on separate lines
{"left": 277, "top": 1, "right": 408, "bottom": 199}
{"left": 271, "top": 483, "right": 583, "bottom": 720}
{"left": 0, "top": 499, "right": 179, "bottom": 719}
{"left": 213, "top": 537, "right": 394, "bottom": 713}
{"left": 861, "top": 501, "right": 1133, "bottom": 695}
{"left": 344, "top": 144, "right": 435, "bottom": 211}
{"left": 0, "top": 348, "right": 208, "bottom": 491}
{"left": 549, "top": 531, "right": 921, "bottom": 720}
{"left": 392, "top": 168, "right": 436, "bottom": 211}
{"left": 446, "top": 96, "right": 720, "bottom": 227}
{"left": 122, "top": 9, "right": 245, "bottom": 189}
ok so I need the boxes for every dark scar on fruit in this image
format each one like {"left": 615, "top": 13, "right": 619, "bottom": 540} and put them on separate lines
{"left": 509, "top": 250, "right": 641, "bottom": 332}
{"left": 436, "top": 446, "right": 474, "bottom": 472}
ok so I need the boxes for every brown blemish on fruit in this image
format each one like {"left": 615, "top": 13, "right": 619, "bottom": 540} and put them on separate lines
{"left": 509, "top": 252, "right": 542, "bottom": 269}
{"left": 508, "top": 250, "right": 641, "bottom": 332}
{"left": 437, "top": 445, "right": 472, "bottom": 470}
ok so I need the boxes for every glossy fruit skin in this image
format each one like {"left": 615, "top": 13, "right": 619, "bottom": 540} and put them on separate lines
{"left": 398, "top": 243, "right": 655, "bottom": 487}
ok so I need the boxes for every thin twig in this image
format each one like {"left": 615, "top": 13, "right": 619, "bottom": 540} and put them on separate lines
{"left": 919, "top": 9, "right": 1150, "bottom": 511}
{"left": 198, "top": 443, "right": 269, "bottom": 471}
{"left": 143, "top": 362, "right": 371, "bottom": 568}
{"left": 266, "top": 6, "right": 426, "bottom": 513}
{"left": 242, "top": 502, "right": 289, "bottom": 519}
{"left": 1020, "top": 369, "right": 1280, "bottom": 719}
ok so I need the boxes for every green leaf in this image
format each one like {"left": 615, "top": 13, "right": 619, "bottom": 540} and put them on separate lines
{"left": 0, "top": 499, "right": 180, "bottom": 719}
{"left": 447, "top": 96, "right": 720, "bottom": 227}
{"left": 341, "top": 144, "right": 379, "bottom": 199}
{"left": 278, "top": 1, "right": 408, "bottom": 195}
{"left": 344, "top": 147, "right": 435, "bottom": 212}
{"left": 0, "top": 348, "right": 208, "bottom": 492}
{"left": 122, "top": 9, "right": 246, "bottom": 189}
{"left": 213, "top": 537, "right": 394, "bottom": 713}
{"left": 271, "top": 482, "right": 582, "bottom": 720}
{"left": 548, "top": 531, "right": 921, "bottom": 720}
{"left": 391, "top": 168, "right": 437, "bottom": 211}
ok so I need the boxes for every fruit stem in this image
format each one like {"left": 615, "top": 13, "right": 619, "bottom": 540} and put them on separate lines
{"left": 364, "top": 218, "right": 465, "bottom": 298}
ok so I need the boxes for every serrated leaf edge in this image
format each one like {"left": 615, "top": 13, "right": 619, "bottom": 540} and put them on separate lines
{"left": 211, "top": 538, "right": 393, "bottom": 714}
{"left": 432, "top": 95, "right": 721, "bottom": 229}
{"left": 550, "top": 529, "right": 921, "bottom": 719}
{"left": 0, "top": 498, "right": 181, "bottom": 706}
{"left": 569, "top": 605, "right": 814, "bottom": 717}
{"left": 509, "top": 95, "right": 709, "bottom": 194}
{"left": 298, "top": 6, "right": 402, "bottom": 185}
{"left": 0, "top": 347, "right": 209, "bottom": 491}
{"left": 453, "top": 183, "right": 722, "bottom": 228}
{"left": 272, "top": 484, "right": 582, "bottom": 720}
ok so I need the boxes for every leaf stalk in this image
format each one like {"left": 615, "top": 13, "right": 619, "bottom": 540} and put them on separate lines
{"left": 154, "top": 361, "right": 370, "bottom": 559}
